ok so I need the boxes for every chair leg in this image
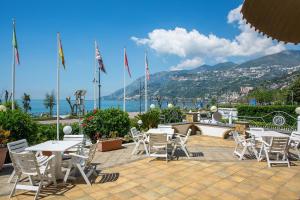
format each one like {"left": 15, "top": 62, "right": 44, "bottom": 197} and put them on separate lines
{"left": 76, "top": 164, "right": 91, "bottom": 186}
{"left": 131, "top": 142, "right": 140, "bottom": 155}
{"left": 239, "top": 146, "right": 247, "bottom": 160}
{"left": 34, "top": 176, "right": 44, "bottom": 200}
{"left": 7, "top": 170, "right": 15, "bottom": 183}
{"left": 258, "top": 145, "right": 264, "bottom": 161}
{"left": 63, "top": 167, "right": 72, "bottom": 184}
{"left": 142, "top": 141, "right": 149, "bottom": 156}
{"left": 9, "top": 175, "right": 20, "bottom": 198}
{"left": 264, "top": 149, "right": 271, "bottom": 168}
{"left": 181, "top": 144, "right": 190, "bottom": 159}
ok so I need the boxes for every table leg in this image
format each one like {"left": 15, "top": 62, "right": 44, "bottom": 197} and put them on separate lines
{"left": 53, "top": 152, "right": 64, "bottom": 179}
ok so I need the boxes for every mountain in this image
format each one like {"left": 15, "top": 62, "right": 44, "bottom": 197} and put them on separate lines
{"left": 105, "top": 50, "right": 300, "bottom": 100}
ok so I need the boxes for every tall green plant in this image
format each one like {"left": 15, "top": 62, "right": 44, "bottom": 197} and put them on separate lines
{"left": 135, "top": 109, "right": 160, "bottom": 130}
{"left": 22, "top": 93, "right": 31, "bottom": 113}
{"left": 161, "top": 107, "right": 183, "bottom": 123}
{"left": 44, "top": 92, "right": 56, "bottom": 116}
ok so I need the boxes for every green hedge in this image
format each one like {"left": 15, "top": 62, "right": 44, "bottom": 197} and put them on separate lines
{"left": 237, "top": 105, "right": 297, "bottom": 126}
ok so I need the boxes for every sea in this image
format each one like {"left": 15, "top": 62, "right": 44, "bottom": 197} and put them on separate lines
{"left": 15, "top": 99, "right": 158, "bottom": 116}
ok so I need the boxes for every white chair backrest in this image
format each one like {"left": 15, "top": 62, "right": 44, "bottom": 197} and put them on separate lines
{"left": 63, "top": 134, "right": 84, "bottom": 142}
{"left": 290, "top": 131, "right": 300, "bottom": 141}
{"left": 10, "top": 152, "right": 40, "bottom": 176}
{"left": 149, "top": 133, "right": 168, "bottom": 146}
{"left": 269, "top": 137, "right": 289, "bottom": 153}
{"left": 130, "top": 127, "right": 140, "bottom": 139}
{"left": 250, "top": 127, "right": 264, "bottom": 132}
{"left": 232, "top": 131, "right": 244, "bottom": 144}
{"left": 7, "top": 139, "right": 28, "bottom": 153}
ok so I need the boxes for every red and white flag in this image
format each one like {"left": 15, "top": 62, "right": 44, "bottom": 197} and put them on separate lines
{"left": 145, "top": 54, "right": 150, "bottom": 80}
{"left": 96, "top": 43, "right": 106, "bottom": 73}
{"left": 124, "top": 48, "right": 131, "bottom": 78}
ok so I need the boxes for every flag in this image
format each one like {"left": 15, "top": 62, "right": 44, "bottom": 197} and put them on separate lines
{"left": 58, "top": 33, "right": 65, "bottom": 69}
{"left": 12, "top": 20, "right": 20, "bottom": 65}
{"left": 145, "top": 54, "right": 150, "bottom": 80}
{"left": 124, "top": 48, "right": 131, "bottom": 78}
{"left": 96, "top": 43, "right": 106, "bottom": 73}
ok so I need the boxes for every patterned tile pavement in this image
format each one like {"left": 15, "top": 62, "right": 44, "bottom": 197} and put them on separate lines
{"left": 1, "top": 135, "right": 300, "bottom": 200}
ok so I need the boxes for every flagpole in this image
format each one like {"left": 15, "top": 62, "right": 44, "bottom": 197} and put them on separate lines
{"left": 11, "top": 19, "right": 16, "bottom": 110}
{"left": 98, "top": 56, "right": 101, "bottom": 109}
{"left": 56, "top": 33, "right": 60, "bottom": 140}
{"left": 144, "top": 52, "right": 148, "bottom": 112}
{"left": 93, "top": 40, "right": 97, "bottom": 109}
{"left": 123, "top": 48, "right": 126, "bottom": 112}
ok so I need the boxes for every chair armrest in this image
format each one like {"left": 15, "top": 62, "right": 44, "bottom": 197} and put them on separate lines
{"left": 175, "top": 133, "right": 185, "bottom": 138}
{"left": 69, "top": 153, "right": 88, "bottom": 160}
{"left": 38, "top": 155, "right": 55, "bottom": 166}
{"left": 261, "top": 140, "right": 270, "bottom": 147}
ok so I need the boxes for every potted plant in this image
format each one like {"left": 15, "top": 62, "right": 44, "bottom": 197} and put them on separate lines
{"left": 0, "top": 127, "right": 10, "bottom": 170}
{"left": 96, "top": 131, "right": 122, "bottom": 152}
{"left": 82, "top": 108, "right": 130, "bottom": 152}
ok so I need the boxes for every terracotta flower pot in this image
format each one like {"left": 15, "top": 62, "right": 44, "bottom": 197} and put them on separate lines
{"left": 97, "top": 139, "right": 122, "bottom": 152}
{"left": 0, "top": 147, "right": 8, "bottom": 170}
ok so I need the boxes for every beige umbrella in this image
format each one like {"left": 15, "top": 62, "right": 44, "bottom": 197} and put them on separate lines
{"left": 241, "top": 0, "right": 300, "bottom": 44}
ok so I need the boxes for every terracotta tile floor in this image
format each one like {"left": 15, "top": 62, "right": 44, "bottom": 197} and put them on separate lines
{"left": 1, "top": 135, "right": 300, "bottom": 200}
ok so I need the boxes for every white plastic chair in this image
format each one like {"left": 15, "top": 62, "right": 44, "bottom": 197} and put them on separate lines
{"left": 232, "top": 131, "right": 258, "bottom": 160}
{"left": 9, "top": 152, "right": 56, "bottom": 200}
{"left": 288, "top": 131, "right": 300, "bottom": 159}
{"left": 63, "top": 143, "right": 97, "bottom": 186}
{"left": 130, "top": 127, "right": 149, "bottom": 155}
{"left": 63, "top": 134, "right": 85, "bottom": 152}
{"left": 7, "top": 139, "right": 48, "bottom": 183}
{"left": 148, "top": 133, "right": 172, "bottom": 162}
{"left": 172, "top": 129, "right": 192, "bottom": 158}
{"left": 261, "top": 137, "right": 290, "bottom": 168}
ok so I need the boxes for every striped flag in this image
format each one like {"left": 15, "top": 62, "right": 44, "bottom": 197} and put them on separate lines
{"left": 124, "top": 48, "right": 131, "bottom": 78}
{"left": 12, "top": 20, "right": 20, "bottom": 65}
{"left": 58, "top": 33, "right": 65, "bottom": 69}
{"left": 96, "top": 43, "right": 106, "bottom": 73}
{"left": 145, "top": 54, "right": 150, "bottom": 80}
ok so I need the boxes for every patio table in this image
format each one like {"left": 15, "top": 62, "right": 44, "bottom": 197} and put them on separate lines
{"left": 147, "top": 128, "right": 175, "bottom": 139}
{"left": 25, "top": 140, "right": 81, "bottom": 179}
{"left": 247, "top": 130, "right": 289, "bottom": 141}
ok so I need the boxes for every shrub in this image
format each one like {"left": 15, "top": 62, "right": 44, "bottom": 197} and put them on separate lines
{"left": 0, "top": 109, "right": 38, "bottom": 144}
{"left": 237, "top": 105, "right": 297, "bottom": 126}
{"left": 82, "top": 108, "right": 130, "bottom": 142}
{"left": 135, "top": 109, "right": 161, "bottom": 130}
{"left": 161, "top": 107, "right": 183, "bottom": 123}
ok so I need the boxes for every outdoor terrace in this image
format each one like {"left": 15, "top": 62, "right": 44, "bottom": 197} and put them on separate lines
{"left": 1, "top": 135, "right": 300, "bottom": 200}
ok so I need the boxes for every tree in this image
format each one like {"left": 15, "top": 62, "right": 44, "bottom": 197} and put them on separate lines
{"left": 22, "top": 93, "right": 31, "bottom": 113}
{"left": 288, "top": 77, "right": 300, "bottom": 104}
{"left": 44, "top": 92, "right": 56, "bottom": 116}
{"left": 66, "top": 96, "right": 77, "bottom": 116}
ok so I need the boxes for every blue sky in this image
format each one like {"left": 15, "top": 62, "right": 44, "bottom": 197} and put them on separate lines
{"left": 0, "top": 0, "right": 290, "bottom": 99}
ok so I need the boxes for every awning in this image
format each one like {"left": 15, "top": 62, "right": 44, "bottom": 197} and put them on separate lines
{"left": 241, "top": 0, "right": 300, "bottom": 44}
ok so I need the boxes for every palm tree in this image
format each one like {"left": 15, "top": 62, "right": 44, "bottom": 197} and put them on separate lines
{"left": 44, "top": 92, "right": 56, "bottom": 116}
{"left": 22, "top": 93, "right": 31, "bottom": 113}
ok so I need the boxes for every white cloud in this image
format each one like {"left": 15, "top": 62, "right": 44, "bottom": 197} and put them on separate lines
{"left": 131, "top": 5, "right": 286, "bottom": 70}
{"left": 170, "top": 57, "right": 204, "bottom": 71}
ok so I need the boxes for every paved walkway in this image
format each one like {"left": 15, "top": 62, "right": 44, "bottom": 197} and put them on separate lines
{"left": 1, "top": 135, "right": 300, "bottom": 200}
